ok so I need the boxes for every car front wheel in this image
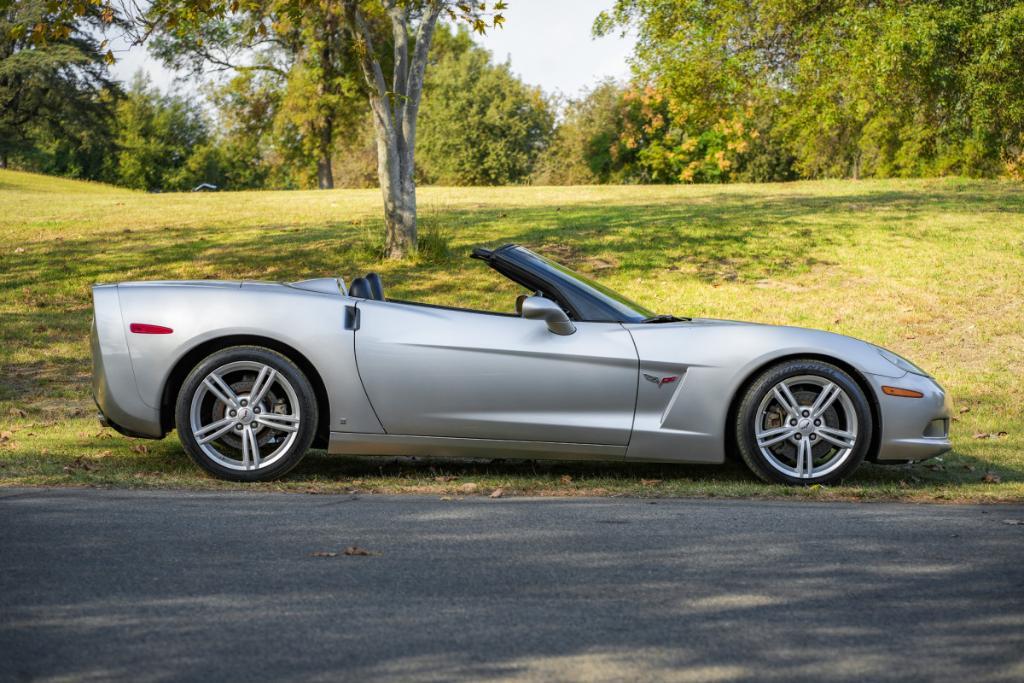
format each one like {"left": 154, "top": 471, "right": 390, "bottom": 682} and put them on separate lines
{"left": 175, "top": 346, "right": 317, "bottom": 482}
{"left": 735, "top": 359, "right": 873, "bottom": 485}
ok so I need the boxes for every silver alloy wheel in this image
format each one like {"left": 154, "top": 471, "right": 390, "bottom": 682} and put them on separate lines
{"left": 753, "top": 374, "right": 859, "bottom": 480}
{"left": 189, "top": 360, "right": 301, "bottom": 471}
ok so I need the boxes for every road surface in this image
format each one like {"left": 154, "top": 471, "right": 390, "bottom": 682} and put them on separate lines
{"left": 2, "top": 488, "right": 1022, "bottom": 682}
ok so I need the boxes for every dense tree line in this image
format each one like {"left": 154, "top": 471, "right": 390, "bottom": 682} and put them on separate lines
{"left": 5, "top": 0, "right": 1024, "bottom": 191}
{"left": 594, "top": 0, "right": 1024, "bottom": 181}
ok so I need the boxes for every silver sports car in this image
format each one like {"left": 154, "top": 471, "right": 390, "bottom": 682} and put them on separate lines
{"left": 91, "top": 244, "right": 952, "bottom": 485}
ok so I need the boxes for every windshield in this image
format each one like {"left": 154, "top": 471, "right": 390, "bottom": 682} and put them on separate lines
{"left": 512, "top": 248, "right": 656, "bottom": 321}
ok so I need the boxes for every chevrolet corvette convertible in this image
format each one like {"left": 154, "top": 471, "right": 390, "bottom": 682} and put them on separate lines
{"left": 91, "top": 244, "right": 951, "bottom": 485}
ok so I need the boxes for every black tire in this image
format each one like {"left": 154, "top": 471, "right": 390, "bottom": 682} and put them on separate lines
{"left": 734, "top": 359, "right": 873, "bottom": 485}
{"left": 175, "top": 346, "right": 318, "bottom": 482}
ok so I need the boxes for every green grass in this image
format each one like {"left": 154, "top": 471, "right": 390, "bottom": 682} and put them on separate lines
{"left": 1, "top": 169, "right": 1022, "bottom": 501}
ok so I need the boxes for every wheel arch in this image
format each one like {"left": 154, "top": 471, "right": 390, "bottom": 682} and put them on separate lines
{"left": 723, "top": 352, "right": 882, "bottom": 462}
{"left": 160, "top": 335, "right": 331, "bottom": 448}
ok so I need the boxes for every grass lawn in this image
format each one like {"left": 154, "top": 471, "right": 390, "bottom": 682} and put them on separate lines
{"left": 1, "top": 169, "right": 1022, "bottom": 502}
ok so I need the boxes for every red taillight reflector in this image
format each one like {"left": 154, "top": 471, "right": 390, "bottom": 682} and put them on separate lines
{"left": 129, "top": 323, "right": 173, "bottom": 335}
{"left": 882, "top": 386, "right": 924, "bottom": 398}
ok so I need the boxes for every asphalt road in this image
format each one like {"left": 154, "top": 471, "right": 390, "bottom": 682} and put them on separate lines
{"left": 1, "top": 488, "right": 1022, "bottom": 682}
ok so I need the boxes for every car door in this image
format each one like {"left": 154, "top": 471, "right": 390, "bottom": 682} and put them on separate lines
{"left": 353, "top": 299, "right": 639, "bottom": 445}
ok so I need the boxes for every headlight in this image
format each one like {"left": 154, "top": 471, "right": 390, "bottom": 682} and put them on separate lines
{"left": 877, "top": 348, "right": 930, "bottom": 377}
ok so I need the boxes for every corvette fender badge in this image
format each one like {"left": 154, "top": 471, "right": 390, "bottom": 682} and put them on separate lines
{"left": 644, "top": 373, "right": 679, "bottom": 387}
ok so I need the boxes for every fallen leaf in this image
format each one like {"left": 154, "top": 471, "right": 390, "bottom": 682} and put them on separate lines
{"left": 343, "top": 546, "right": 377, "bottom": 556}
{"left": 131, "top": 444, "right": 148, "bottom": 454}
{"left": 973, "top": 432, "right": 990, "bottom": 439}
{"left": 434, "top": 475, "right": 455, "bottom": 482}
{"left": 0, "top": 431, "right": 12, "bottom": 442}
{"left": 489, "top": 488, "right": 504, "bottom": 498}
{"left": 959, "top": 406, "right": 970, "bottom": 414}
{"left": 640, "top": 479, "right": 662, "bottom": 486}
{"left": 560, "top": 474, "right": 573, "bottom": 484}
{"left": 982, "top": 472, "right": 1001, "bottom": 484}
{"left": 310, "top": 551, "right": 338, "bottom": 558}
{"left": 997, "top": 431, "right": 1008, "bottom": 438}
{"left": 457, "top": 482, "right": 478, "bottom": 493}
{"left": 13, "top": 247, "right": 25, "bottom": 254}
{"left": 1002, "top": 519, "right": 1024, "bottom": 526}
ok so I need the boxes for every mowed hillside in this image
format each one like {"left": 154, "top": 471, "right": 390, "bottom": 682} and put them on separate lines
{"left": 1, "top": 169, "right": 1022, "bottom": 500}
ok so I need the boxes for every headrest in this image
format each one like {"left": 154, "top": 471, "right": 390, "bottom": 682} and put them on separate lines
{"left": 349, "top": 277, "right": 371, "bottom": 299}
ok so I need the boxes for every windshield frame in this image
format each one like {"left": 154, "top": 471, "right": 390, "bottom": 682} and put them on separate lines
{"left": 475, "top": 244, "right": 656, "bottom": 323}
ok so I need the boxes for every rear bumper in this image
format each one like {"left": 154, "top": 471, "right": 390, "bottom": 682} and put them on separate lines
{"left": 91, "top": 286, "right": 164, "bottom": 439}
{"left": 868, "top": 371, "right": 952, "bottom": 462}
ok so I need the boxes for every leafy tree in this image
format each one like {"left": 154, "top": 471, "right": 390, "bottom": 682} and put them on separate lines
{"left": 148, "top": 1, "right": 363, "bottom": 190}
{"left": 597, "top": 0, "right": 1024, "bottom": 180}
{"left": 39, "top": 0, "right": 508, "bottom": 257}
{"left": 113, "top": 73, "right": 219, "bottom": 191}
{"left": 416, "top": 25, "right": 553, "bottom": 185}
{"left": 203, "top": 69, "right": 280, "bottom": 189}
{"left": 532, "top": 80, "right": 645, "bottom": 185}
{"left": 0, "top": 1, "right": 118, "bottom": 177}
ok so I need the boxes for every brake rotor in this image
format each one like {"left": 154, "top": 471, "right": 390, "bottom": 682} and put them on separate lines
{"left": 762, "top": 387, "right": 843, "bottom": 465}
{"left": 209, "top": 376, "right": 287, "bottom": 451}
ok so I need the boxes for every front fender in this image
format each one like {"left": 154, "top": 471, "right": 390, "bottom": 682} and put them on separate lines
{"left": 622, "top": 321, "right": 903, "bottom": 463}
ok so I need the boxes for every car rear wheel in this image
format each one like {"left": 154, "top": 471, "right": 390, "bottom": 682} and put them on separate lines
{"left": 175, "top": 346, "right": 317, "bottom": 482}
{"left": 734, "top": 359, "right": 872, "bottom": 485}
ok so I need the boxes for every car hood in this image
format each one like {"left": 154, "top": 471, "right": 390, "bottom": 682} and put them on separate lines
{"left": 626, "top": 316, "right": 910, "bottom": 379}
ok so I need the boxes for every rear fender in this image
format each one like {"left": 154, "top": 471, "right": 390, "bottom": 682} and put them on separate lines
{"left": 115, "top": 283, "right": 382, "bottom": 435}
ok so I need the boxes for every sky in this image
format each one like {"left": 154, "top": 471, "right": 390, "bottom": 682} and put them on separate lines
{"left": 110, "top": 0, "right": 635, "bottom": 98}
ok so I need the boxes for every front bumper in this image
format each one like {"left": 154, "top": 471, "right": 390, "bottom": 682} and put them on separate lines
{"left": 867, "top": 371, "right": 952, "bottom": 462}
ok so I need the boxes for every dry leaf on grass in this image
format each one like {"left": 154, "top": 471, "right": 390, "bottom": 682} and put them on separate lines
{"left": 457, "top": 482, "right": 478, "bottom": 493}
{"left": 973, "top": 432, "right": 990, "bottom": 439}
{"left": 434, "top": 475, "right": 455, "bottom": 482}
{"left": 0, "top": 431, "right": 12, "bottom": 442}
{"left": 959, "top": 406, "right": 970, "bottom": 414}
{"left": 489, "top": 488, "right": 504, "bottom": 499}
{"left": 982, "top": 472, "right": 1002, "bottom": 484}
{"left": 131, "top": 444, "right": 149, "bottom": 454}
{"left": 560, "top": 474, "right": 573, "bottom": 484}
{"left": 63, "top": 457, "right": 97, "bottom": 473}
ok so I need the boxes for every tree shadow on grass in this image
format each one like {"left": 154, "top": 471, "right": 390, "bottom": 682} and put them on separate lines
{"left": 2, "top": 185, "right": 1021, "bottom": 488}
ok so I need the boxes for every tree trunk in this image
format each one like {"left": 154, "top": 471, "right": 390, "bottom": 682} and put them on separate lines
{"left": 343, "top": 0, "right": 441, "bottom": 259}
{"left": 317, "top": 117, "right": 334, "bottom": 189}
{"left": 373, "top": 113, "right": 416, "bottom": 258}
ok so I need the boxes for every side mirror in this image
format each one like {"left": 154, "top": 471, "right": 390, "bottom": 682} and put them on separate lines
{"left": 521, "top": 296, "right": 576, "bottom": 336}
